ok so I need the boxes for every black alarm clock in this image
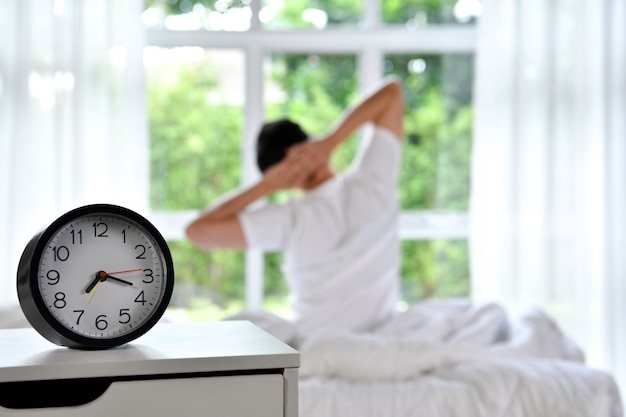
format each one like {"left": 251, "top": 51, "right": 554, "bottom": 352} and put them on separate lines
{"left": 17, "top": 204, "right": 175, "bottom": 349}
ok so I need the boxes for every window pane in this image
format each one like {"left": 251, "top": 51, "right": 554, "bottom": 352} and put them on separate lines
{"left": 146, "top": 47, "right": 245, "bottom": 320}
{"left": 146, "top": 47, "right": 243, "bottom": 211}
{"left": 260, "top": 0, "right": 363, "bottom": 29}
{"left": 265, "top": 53, "right": 359, "bottom": 172}
{"left": 385, "top": 53, "right": 474, "bottom": 211}
{"left": 262, "top": 53, "right": 358, "bottom": 316}
{"left": 263, "top": 253, "right": 290, "bottom": 316}
{"left": 167, "top": 240, "right": 245, "bottom": 320}
{"left": 143, "top": 0, "right": 251, "bottom": 31}
{"left": 382, "top": 0, "right": 483, "bottom": 26}
{"left": 401, "top": 240, "right": 470, "bottom": 304}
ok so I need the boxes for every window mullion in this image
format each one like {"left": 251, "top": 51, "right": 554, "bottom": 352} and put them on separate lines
{"left": 145, "top": 27, "right": 476, "bottom": 53}
{"left": 364, "top": 0, "right": 380, "bottom": 29}
{"left": 243, "top": 43, "right": 265, "bottom": 310}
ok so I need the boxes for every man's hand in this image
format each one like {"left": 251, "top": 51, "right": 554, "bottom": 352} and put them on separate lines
{"left": 262, "top": 141, "right": 328, "bottom": 191}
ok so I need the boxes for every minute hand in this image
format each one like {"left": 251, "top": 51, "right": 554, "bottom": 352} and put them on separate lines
{"left": 106, "top": 275, "right": 133, "bottom": 286}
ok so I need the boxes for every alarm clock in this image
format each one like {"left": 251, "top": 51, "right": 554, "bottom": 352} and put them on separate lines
{"left": 17, "top": 204, "right": 175, "bottom": 349}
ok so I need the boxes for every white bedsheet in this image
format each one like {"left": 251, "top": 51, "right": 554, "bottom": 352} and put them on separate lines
{"left": 229, "top": 299, "right": 623, "bottom": 417}
{"left": 300, "top": 359, "right": 622, "bottom": 417}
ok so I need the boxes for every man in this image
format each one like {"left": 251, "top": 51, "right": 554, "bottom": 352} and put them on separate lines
{"left": 186, "top": 77, "right": 404, "bottom": 342}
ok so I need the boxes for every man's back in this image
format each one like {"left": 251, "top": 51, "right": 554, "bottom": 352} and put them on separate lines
{"left": 240, "top": 126, "right": 402, "bottom": 336}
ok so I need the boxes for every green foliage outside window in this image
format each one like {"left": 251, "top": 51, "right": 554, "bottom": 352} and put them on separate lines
{"left": 147, "top": 49, "right": 246, "bottom": 319}
{"left": 144, "top": 0, "right": 476, "bottom": 28}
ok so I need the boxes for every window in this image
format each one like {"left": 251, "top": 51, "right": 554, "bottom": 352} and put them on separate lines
{"left": 144, "top": 0, "right": 480, "bottom": 320}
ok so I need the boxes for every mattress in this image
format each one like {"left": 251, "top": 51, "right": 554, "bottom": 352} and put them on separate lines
{"left": 300, "top": 358, "right": 622, "bottom": 417}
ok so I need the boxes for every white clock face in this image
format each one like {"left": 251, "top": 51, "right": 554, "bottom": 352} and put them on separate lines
{"left": 36, "top": 213, "right": 168, "bottom": 340}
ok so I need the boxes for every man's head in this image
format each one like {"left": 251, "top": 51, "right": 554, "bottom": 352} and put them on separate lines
{"left": 256, "top": 119, "right": 308, "bottom": 173}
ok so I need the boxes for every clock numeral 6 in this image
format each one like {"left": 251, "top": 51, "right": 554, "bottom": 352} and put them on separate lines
{"left": 95, "top": 315, "right": 108, "bottom": 330}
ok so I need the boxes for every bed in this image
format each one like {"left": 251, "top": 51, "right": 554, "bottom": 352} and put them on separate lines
{"left": 1, "top": 300, "right": 622, "bottom": 416}
{"left": 290, "top": 299, "right": 623, "bottom": 417}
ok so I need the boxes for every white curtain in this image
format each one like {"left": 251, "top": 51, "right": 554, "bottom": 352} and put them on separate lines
{"left": 0, "top": 0, "right": 148, "bottom": 306}
{"left": 471, "top": 0, "right": 626, "bottom": 391}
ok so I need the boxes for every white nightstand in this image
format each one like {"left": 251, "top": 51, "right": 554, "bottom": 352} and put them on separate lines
{"left": 0, "top": 321, "right": 300, "bottom": 417}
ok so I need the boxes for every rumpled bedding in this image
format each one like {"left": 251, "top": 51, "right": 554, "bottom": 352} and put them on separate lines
{"left": 298, "top": 299, "right": 585, "bottom": 381}
{"left": 229, "top": 299, "right": 624, "bottom": 417}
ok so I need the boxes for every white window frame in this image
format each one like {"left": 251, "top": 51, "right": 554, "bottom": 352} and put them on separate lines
{"left": 146, "top": 1, "right": 476, "bottom": 310}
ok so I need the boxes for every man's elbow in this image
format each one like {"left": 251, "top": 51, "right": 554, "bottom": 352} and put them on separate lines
{"left": 386, "top": 78, "right": 403, "bottom": 103}
{"left": 185, "top": 220, "right": 206, "bottom": 247}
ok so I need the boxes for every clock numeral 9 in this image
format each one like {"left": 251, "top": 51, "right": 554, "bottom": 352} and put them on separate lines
{"left": 46, "top": 270, "right": 60, "bottom": 285}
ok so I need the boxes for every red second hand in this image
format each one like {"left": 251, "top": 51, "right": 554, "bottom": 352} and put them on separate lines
{"left": 106, "top": 268, "right": 143, "bottom": 275}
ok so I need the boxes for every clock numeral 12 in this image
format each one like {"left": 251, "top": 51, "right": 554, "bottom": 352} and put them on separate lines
{"left": 93, "top": 222, "right": 108, "bottom": 238}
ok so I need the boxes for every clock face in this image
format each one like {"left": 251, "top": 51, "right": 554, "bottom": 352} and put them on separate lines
{"left": 18, "top": 204, "right": 174, "bottom": 349}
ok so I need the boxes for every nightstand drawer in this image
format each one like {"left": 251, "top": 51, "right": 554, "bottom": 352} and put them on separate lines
{"left": 0, "top": 374, "right": 284, "bottom": 417}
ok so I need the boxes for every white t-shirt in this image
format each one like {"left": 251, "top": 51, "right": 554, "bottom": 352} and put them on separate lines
{"left": 239, "top": 125, "right": 402, "bottom": 337}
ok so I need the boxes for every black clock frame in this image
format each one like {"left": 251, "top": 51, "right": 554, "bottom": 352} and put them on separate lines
{"left": 17, "top": 204, "right": 175, "bottom": 350}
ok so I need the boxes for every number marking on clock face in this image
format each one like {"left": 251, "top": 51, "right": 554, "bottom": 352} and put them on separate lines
{"left": 36, "top": 214, "right": 168, "bottom": 339}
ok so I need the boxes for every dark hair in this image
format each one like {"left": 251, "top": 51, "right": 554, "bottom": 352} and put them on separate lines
{"left": 256, "top": 119, "right": 308, "bottom": 173}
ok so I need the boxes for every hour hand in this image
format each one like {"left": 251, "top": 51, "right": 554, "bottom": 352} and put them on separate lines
{"left": 85, "top": 275, "right": 102, "bottom": 294}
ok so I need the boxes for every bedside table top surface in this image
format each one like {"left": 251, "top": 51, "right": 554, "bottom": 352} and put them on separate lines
{"left": 0, "top": 321, "right": 299, "bottom": 383}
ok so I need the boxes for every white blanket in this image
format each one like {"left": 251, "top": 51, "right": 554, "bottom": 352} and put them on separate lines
{"left": 298, "top": 299, "right": 585, "bottom": 381}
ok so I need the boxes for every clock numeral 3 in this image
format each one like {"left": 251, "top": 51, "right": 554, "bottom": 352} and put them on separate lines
{"left": 143, "top": 269, "right": 154, "bottom": 283}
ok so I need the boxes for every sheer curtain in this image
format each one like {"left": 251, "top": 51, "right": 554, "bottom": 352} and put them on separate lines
{"left": 0, "top": 0, "right": 147, "bottom": 307}
{"left": 471, "top": 0, "right": 626, "bottom": 390}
